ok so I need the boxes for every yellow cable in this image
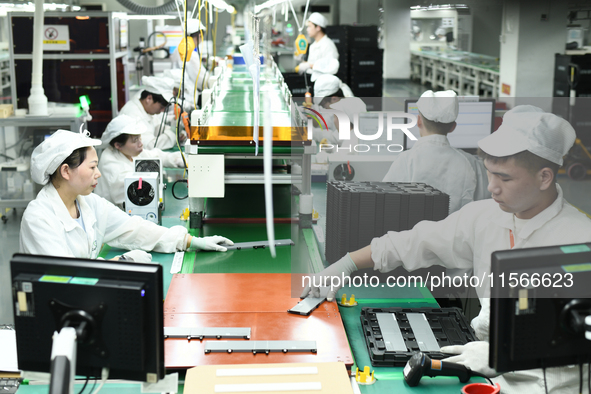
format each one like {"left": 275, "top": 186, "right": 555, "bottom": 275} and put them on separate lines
{"left": 213, "top": 9, "right": 218, "bottom": 61}
{"left": 194, "top": 0, "right": 203, "bottom": 109}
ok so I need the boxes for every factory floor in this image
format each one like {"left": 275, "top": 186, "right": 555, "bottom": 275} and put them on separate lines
{"left": 1, "top": 79, "right": 591, "bottom": 325}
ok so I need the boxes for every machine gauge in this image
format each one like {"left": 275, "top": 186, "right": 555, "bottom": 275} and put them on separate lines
{"left": 127, "top": 181, "right": 155, "bottom": 206}
{"left": 136, "top": 160, "right": 160, "bottom": 173}
{"left": 333, "top": 163, "right": 355, "bottom": 181}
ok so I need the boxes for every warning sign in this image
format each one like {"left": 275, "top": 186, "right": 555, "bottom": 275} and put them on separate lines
{"left": 42, "top": 25, "right": 70, "bottom": 51}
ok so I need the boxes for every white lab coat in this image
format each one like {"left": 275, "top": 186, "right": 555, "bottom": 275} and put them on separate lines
{"left": 95, "top": 146, "right": 183, "bottom": 207}
{"left": 307, "top": 35, "right": 339, "bottom": 76}
{"left": 119, "top": 93, "right": 177, "bottom": 150}
{"left": 382, "top": 134, "right": 486, "bottom": 214}
{"left": 370, "top": 185, "right": 591, "bottom": 394}
{"left": 19, "top": 182, "right": 189, "bottom": 259}
{"left": 171, "top": 48, "right": 210, "bottom": 109}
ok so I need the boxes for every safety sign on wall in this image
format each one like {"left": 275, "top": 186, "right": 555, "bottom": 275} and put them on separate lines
{"left": 42, "top": 25, "right": 70, "bottom": 51}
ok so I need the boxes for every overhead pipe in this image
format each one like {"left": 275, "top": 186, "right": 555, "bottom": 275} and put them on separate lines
{"left": 28, "top": 0, "right": 48, "bottom": 116}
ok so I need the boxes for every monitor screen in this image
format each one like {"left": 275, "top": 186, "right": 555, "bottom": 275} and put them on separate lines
{"left": 489, "top": 243, "right": 591, "bottom": 373}
{"left": 404, "top": 98, "right": 495, "bottom": 149}
{"left": 10, "top": 254, "right": 165, "bottom": 382}
{"left": 354, "top": 112, "right": 407, "bottom": 156}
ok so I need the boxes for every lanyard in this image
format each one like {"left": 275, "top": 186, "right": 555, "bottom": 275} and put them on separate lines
{"left": 509, "top": 229, "right": 515, "bottom": 249}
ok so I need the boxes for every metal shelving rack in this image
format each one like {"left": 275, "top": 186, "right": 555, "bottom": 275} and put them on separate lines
{"left": 7, "top": 11, "right": 129, "bottom": 117}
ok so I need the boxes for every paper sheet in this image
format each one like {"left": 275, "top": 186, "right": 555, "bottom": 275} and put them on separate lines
{"left": 0, "top": 329, "right": 19, "bottom": 372}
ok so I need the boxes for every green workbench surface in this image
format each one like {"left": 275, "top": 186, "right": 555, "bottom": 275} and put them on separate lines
{"left": 16, "top": 383, "right": 154, "bottom": 393}
{"left": 335, "top": 285, "right": 486, "bottom": 393}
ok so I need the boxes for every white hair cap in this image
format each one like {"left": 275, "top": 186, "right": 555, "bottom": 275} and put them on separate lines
{"left": 313, "top": 74, "right": 342, "bottom": 105}
{"left": 141, "top": 76, "right": 174, "bottom": 102}
{"left": 307, "top": 12, "right": 327, "bottom": 28}
{"left": 30, "top": 129, "right": 101, "bottom": 185}
{"left": 100, "top": 114, "right": 147, "bottom": 146}
{"left": 478, "top": 105, "right": 576, "bottom": 165}
{"left": 416, "top": 90, "right": 459, "bottom": 123}
{"left": 186, "top": 18, "right": 206, "bottom": 35}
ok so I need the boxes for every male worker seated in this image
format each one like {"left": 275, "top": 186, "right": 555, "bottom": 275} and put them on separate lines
{"left": 296, "top": 12, "right": 339, "bottom": 78}
{"left": 303, "top": 105, "right": 591, "bottom": 393}
{"left": 119, "top": 76, "right": 180, "bottom": 150}
{"left": 383, "top": 90, "right": 488, "bottom": 214}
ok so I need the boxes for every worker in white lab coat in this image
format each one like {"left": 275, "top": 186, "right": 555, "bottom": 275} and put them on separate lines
{"left": 382, "top": 90, "right": 489, "bottom": 214}
{"left": 20, "top": 129, "right": 233, "bottom": 261}
{"left": 296, "top": 12, "right": 339, "bottom": 79}
{"left": 302, "top": 106, "right": 591, "bottom": 393}
{"left": 119, "top": 76, "right": 179, "bottom": 150}
{"left": 170, "top": 19, "right": 216, "bottom": 109}
{"left": 310, "top": 74, "right": 359, "bottom": 146}
{"left": 95, "top": 115, "right": 186, "bottom": 208}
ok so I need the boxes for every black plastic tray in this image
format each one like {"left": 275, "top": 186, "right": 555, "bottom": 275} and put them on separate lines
{"left": 360, "top": 307, "right": 478, "bottom": 367}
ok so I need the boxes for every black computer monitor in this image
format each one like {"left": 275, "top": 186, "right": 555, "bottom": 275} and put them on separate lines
{"left": 10, "top": 253, "right": 164, "bottom": 383}
{"left": 404, "top": 98, "right": 495, "bottom": 149}
{"left": 489, "top": 243, "right": 591, "bottom": 373}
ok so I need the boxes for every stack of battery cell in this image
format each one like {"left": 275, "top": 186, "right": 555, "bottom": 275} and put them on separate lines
{"left": 325, "top": 181, "right": 450, "bottom": 264}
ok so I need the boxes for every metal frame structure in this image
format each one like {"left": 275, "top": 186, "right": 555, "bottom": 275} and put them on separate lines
{"left": 8, "top": 11, "right": 129, "bottom": 115}
{"left": 410, "top": 50, "right": 500, "bottom": 98}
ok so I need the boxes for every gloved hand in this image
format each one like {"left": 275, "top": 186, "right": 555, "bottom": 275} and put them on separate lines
{"left": 296, "top": 62, "right": 310, "bottom": 75}
{"left": 300, "top": 253, "right": 358, "bottom": 301}
{"left": 120, "top": 250, "right": 153, "bottom": 263}
{"left": 174, "top": 153, "right": 186, "bottom": 168}
{"left": 190, "top": 235, "right": 234, "bottom": 252}
{"left": 440, "top": 341, "right": 499, "bottom": 378}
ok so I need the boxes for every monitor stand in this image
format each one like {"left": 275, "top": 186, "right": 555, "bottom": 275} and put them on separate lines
{"left": 49, "top": 327, "right": 77, "bottom": 394}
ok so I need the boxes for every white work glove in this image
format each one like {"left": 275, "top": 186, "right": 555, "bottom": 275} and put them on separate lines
{"left": 440, "top": 341, "right": 499, "bottom": 378}
{"left": 174, "top": 153, "right": 186, "bottom": 168}
{"left": 119, "top": 250, "right": 153, "bottom": 263}
{"left": 190, "top": 235, "right": 234, "bottom": 252}
{"left": 300, "top": 253, "right": 358, "bottom": 301}
{"left": 296, "top": 62, "right": 310, "bottom": 75}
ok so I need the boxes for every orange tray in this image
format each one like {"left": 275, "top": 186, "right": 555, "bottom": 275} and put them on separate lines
{"left": 164, "top": 308, "right": 353, "bottom": 369}
{"left": 163, "top": 274, "right": 353, "bottom": 369}
{"left": 164, "top": 273, "right": 302, "bottom": 314}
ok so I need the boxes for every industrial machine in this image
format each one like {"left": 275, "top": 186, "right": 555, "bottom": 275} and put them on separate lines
{"left": 183, "top": 48, "right": 313, "bottom": 229}
{"left": 124, "top": 172, "right": 161, "bottom": 224}
{"left": 133, "top": 157, "right": 165, "bottom": 209}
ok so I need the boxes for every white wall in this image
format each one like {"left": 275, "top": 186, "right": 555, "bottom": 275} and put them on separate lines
{"left": 500, "top": 0, "right": 567, "bottom": 108}
{"left": 383, "top": 0, "right": 411, "bottom": 79}
{"left": 340, "top": 0, "right": 358, "bottom": 24}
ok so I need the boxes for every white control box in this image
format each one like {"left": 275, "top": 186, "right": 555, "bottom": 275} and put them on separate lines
{"left": 187, "top": 154, "right": 225, "bottom": 198}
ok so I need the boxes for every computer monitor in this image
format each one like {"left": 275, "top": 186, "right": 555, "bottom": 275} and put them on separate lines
{"left": 354, "top": 112, "right": 407, "bottom": 156}
{"left": 404, "top": 98, "right": 495, "bottom": 149}
{"left": 10, "top": 254, "right": 165, "bottom": 385}
{"left": 489, "top": 243, "right": 591, "bottom": 373}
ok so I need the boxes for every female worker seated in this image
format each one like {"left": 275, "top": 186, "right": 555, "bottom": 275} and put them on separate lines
{"left": 20, "top": 128, "right": 233, "bottom": 262}
{"left": 95, "top": 114, "right": 185, "bottom": 208}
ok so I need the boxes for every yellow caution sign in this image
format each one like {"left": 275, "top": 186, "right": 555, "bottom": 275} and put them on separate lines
{"left": 294, "top": 34, "right": 308, "bottom": 55}
{"left": 178, "top": 36, "right": 196, "bottom": 62}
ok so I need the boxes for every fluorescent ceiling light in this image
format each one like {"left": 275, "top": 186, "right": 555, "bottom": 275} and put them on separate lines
{"left": 255, "top": 0, "right": 287, "bottom": 14}
{"left": 124, "top": 15, "right": 177, "bottom": 20}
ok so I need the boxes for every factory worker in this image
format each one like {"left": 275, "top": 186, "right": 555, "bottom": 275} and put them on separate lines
{"left": 20, "top": 129, "right": 233, "bottom": 262}
{"left": 302, "top": 106, "right": 591, "bottom": 393}
{"left": 313, "top": 74, "right": 356, "bottom": 146}
{"left": 95, "top": 115, "right": 186, "bottom": 208}
{"left": 170, "top": 19, "right": 215, "bottom": 105}
{"left": 383, "top": 90, "right": 489, "bottom": 214}
{"left": 296, "top": 12, "right": 339, "bottom": 76}
{"left": 119, "top": 76, "right": 179, "bottom": 150}
{"left": 164, "top": 68, "right": 195, "bottom": 112}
